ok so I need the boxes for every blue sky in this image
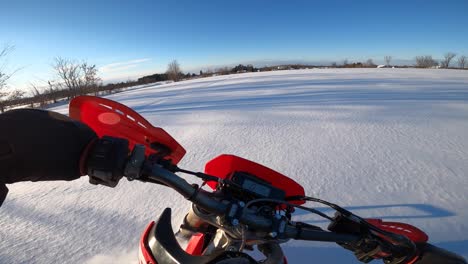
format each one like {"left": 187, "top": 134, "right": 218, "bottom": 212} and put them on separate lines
{"left": 1, "top": 0, "right": 468, "bottom": 90}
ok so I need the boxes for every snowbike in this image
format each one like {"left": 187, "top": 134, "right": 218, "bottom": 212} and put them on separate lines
{"left": 69, "top": 96, "right": 466, "bottom": 264}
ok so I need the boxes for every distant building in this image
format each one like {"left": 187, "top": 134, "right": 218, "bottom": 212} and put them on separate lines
{"left": 377, "top": 65, "right": 394, "bottom": 68}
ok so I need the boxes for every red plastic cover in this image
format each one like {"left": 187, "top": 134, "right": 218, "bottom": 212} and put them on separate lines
{"left": 185, "top": 233, "right": 205, "bottom": 256}
{"left": 69, "top": 96, "right": 186, "bottom": 164}
{"left": 139, "top": 221, "right": 157, "bottom": 264}
{"left": 366, "top": 219, "right": 429, "bottom": 243}
{"left": 204, "top": 155, "right": 305, "bottom": 205}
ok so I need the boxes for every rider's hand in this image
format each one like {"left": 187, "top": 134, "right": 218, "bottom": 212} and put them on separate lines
{"left": 0, "top": 109, "right": 98, "bottom": 206}
{"left": 0, "top": 109, "right": 97, "bottom": 184}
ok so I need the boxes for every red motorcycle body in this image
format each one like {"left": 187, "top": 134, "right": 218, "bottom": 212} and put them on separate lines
{"left": 70, "top": 96, "right": 430, "bottom": 264}
{"left": 70, "top": 96, "right": 186, "bottom": 164}
{"left": 204, "top": 154, "right": 305, "bottom": 205}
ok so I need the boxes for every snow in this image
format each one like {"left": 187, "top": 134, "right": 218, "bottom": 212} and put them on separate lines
{"left": 1, "top": 68, "right": 468, "bottom": 263}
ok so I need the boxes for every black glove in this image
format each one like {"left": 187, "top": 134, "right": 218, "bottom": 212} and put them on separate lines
{"left": 0, "top": 109, "right": 97, "bottom": 183}
{"left": 0, "top": 109, "right": 97, "bottom": 206}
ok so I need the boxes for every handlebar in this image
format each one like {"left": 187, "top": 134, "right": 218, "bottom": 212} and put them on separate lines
{"left": 87, "top": 139, "right": 419, "bottom": 261}
{"left": 85, "top": 139, "right": 428, "bottom": 262}
{"left": 137, "top": 161, "right": 361, "bottom": 244}
{"left": 86, "top": 140, "right": 405, "bottom": 247}
{"left": 144, "top": 164, "right": 275, "bottom": 230}
{"left": 284, "top": 226, "right": 358, "bottom": 243}
{"left": 145, "top": 164, "right": 228, "bottom": 215}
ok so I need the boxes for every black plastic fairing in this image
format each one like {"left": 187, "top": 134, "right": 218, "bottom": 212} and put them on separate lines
{"left": 147, "top": 208, "right": 216, "bottom": 264}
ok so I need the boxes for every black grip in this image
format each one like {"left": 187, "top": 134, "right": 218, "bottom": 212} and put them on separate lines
{"left": 87, "top": 136, "right": 129, "bottom": 187}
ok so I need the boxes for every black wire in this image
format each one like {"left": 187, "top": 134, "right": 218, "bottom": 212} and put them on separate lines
{"left": 297, "top": 195, "right": 414, "bottom": 245}
{"left": 174, "top": 171, "right": 332, "bottom": 222}
{"left": 244, "top": 198, "right": 334, "bottom": 221}
{"left": 176, "top": 167, "right": 220, "bottom": 182}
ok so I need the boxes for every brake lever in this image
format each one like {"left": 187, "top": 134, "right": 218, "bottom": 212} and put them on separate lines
{"left": 331, "top": 210, "right": 416, "bottom": 248}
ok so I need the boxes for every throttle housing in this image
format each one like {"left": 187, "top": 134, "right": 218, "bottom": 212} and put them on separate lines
{"left": 86, "top": 136, "right": 129, "bottom": 187}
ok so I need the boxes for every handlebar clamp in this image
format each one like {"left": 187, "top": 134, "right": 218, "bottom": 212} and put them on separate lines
{"left": 124, "top": 144, "right": 146, "bottom": 180}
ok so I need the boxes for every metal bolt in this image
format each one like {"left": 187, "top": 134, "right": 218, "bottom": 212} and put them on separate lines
{"left": 239, "top": 201, "right": 245, "bottom": 207}
{"left": 269, "top": 232, "right": 277, "bottom": 238}
{"left": 227, "top": 246, "right": 237, "bottom": 252}
{"left": 231, "top": 219, "right": 239, "bottom": 226}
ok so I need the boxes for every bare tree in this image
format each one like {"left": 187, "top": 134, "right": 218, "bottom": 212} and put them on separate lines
{"left": 8, "top": 90, "right": 25, "bottom": 100}
{"left": 342, "top": 59, "right": 348, "bottom": 66}
{"left": 1, "top": 45, "right": 14, "bottom": 96}
{"left": 384, "top": 56, "right": 392, "bottom": 66}
{"left": 80, "top": 62, "right": 100, "bottom": 94}
{"left": 441, "top": 52, "right": 456, "bottom": 68}
{"left": 51, "top": 57, "right": 101, "bottom": 99}
{"left": 415, "top": 55, "right": 438, "bottom": 68}
{"left": 457, "top": 55, "right": 466, "bottom": 69}
{"left": 365, "top": 59, "right": 376, "bottom": 67}
{"left": 216, "top": 66, "right": 230, "bottom": 75}
{"left": 29, "top": 83, "right": 45, "bottom": 107}
{"left": 0, "top": 44, "right": 17, "bottom": 112}
{"left": 166, "top": 60, "right": 182, "bottom": 82}
{"left": 53, "top": 57, "right": 79, "bottom": 92}
{"left": 45, "top": 81, "right": 61, "bottom": 103}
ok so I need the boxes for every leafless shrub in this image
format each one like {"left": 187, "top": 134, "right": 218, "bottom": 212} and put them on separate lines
{"left": 365, "top": 59, "right": 376, "bottom": 67}
{"left": 8, "top": 89, "right": 25, "bottom": 100}
{"left": 415, "top": 55, "right": 438, "bottom": 68}
{"left": 166, "top": 60, "right": 182, "bottom": 82}
{"left": 29, "top": 83, "right": 45, "bottom": 107}
{"left": 51, "top": 57, "right": 101, "bottom": 98}
{"left": 0, "top": 44, "right": 17, "bottom": 112}
{"left": 457, "top": 55, "right": 466, "bottom": 69}
{"left": 384, "top": 56, "right": 392, "bottom": 66}
{"left": 216, "top": 67, "right": 231, "bottom": 75}
{"left": 440, "top": 52, "right": 456, "bottom": 68}
{"left": 1, "top": 45, "right": 14, "bottom": 95}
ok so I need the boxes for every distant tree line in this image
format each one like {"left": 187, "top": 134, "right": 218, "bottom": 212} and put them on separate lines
{"left": 414, "top": 52, "right": 467, "bottom": 69}
{"left": 1, "top": 58, "right": 188, "bottom": 111}
{"left": 138, "top": 73, "right": 169, "bottom": 84}
{"left": 1, "top": 46, "right": 467, "bottom": 112}
{"left": 231, "top": 64, "right": 258, "bottom": 73}
{"left": 138, "top": 60, "right": 194, "bottom": 84}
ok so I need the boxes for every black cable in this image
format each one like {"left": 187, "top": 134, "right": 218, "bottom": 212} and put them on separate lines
{"left": 297, "top": 195, "right": 415, "bottom": 247}
{"left": 244, "top": 198, "right": 334, "bottom": 221}
{"left": 176, "top": 167, "right": 220, "bottom": 182}
{"left": 289, "top": 195, "right": 353, "bottom": 216}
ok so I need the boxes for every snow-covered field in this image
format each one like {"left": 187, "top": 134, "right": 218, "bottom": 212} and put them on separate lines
{"left": 1, "top": 68, "right": 467, "bottom": 263}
